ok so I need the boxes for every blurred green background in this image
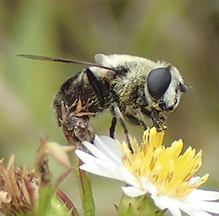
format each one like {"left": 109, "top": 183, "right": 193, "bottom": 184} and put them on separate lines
{"left": 1, "top": 0, "right": 219, "bottom": 215}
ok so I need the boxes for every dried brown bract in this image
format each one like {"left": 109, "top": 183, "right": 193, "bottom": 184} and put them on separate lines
{"left": 0, "top": 155, "right": 39, "bottom": 216}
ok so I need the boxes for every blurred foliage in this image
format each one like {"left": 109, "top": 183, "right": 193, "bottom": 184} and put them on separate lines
{"left": 1, "top": 0, "right": 219, "bottom": 215}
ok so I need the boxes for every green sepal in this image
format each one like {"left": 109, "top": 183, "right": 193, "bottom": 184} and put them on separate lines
{"left": 116, "top": 194, "right": 166, "bottom": 216}
{"left": 35, "top": 186, "right": 73, "bottom": 216}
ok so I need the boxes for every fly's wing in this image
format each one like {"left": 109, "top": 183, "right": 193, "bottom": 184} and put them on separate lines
{"left": 94, "top": 53, "right": 155, "bottom": 68}
{"left": 94, "top": 54, "right": 160, "bottom": 81}
{"left": 94, "top": 54, "right": 133, "bottom": 79}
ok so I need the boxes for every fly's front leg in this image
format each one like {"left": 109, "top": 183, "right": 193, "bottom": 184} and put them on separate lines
{"left": 136, "top": 112, "right": 148, "bottom": 130}
{"left": 151, "top": 107, "right": 166, "bottom": 131}
{"left": 124, "top": 111, "right": 148, "bottom": 130}
{"left": 85, "top": 68, "right": 105, "bottom": 106}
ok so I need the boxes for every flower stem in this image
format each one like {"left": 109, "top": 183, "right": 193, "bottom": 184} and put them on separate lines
{"left": 72, "top": 152, "right": 95, "bottom": 216}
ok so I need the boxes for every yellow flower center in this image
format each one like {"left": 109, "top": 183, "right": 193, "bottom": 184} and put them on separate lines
{"left": 120, "top": 127, "right": 209, "bottom": 197}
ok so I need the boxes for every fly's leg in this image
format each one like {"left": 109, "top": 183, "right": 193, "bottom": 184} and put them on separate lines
{"left": 85, "top": 68, "right": 133, "bottom": 152}
{"left": 151, "top": 107, "right": 166, "bottom": 131}
{"left": 113, "top": 105, "right": 133, "bottom": 153}
{"left": 109, "top": 117, "right": 117, "bottom": 139}
{"left": 85, "top": 68, "right": 106, "bottom": 106}
{"left": 125, "top": 111, "right": 148, "bottom": 130}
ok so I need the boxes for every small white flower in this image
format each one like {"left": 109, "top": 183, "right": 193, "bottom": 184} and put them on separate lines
{"left": 75, "top": 128, "right": 219, "bottom": 216}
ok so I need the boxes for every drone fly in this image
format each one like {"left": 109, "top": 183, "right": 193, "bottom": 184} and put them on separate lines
{"left": 18, "top": 54, "right": 187, "bottom": 146}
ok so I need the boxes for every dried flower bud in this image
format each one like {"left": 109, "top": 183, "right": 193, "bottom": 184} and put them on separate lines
{"left": 0, "top": 155, "right": 39, "bottom": 216}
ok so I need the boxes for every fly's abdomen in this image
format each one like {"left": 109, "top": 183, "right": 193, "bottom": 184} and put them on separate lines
{"left": 52, "top": 68, "right": 111, "bottom": 125}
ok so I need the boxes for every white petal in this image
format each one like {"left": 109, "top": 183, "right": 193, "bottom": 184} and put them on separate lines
{"left": 152, "top": 194, "right": 171, "bottom": 210}
{"left": 174, "top": 200, "right": 203, "bottom": 216}
{"left": 76, "top": 149, "right": 125, "bottom": 180}
{"left": 122, "top": 186, "right": 146, "bottom": 197}
{"left": 79, "top": 163, "right": 112, "bottom": 178}
{"left": 98, "top": 135, "right": 121, "bottom": 157}
{"left": 79, "top": 159, "right": 122, "bottom": 180}
{"left": 174, "top": 198, "right": 201, "bottom": 216}
{"left": 118, "top": 167, "right": 139, "bottom": 186}
{"left": 191, "top": 211, "right": 212, "bottom": 216}
{"left": 94, "top": 135, "right": 123, "bottom": 164}
{"left": 167, "top": 203, "right": 182, "bottom": 216}
{"left": 75, "top": 149, "right": 96, "bottom": 164}
{"left": 94, "top": 159, "right": 127, "bottom": 180}
{"left": 141, "top": 178, "right": 157, "bottom": 194}
{"left": 179, "top": 192, "right": 219, "bottom": 213}
{"left": 193, "top": 200, "right": 219, "bottom": 213}
{"left": 79, "top": 136, "right": 142, "bottom": 185}
{"left": 82, "top": 141, "right": 118, "bottom": 165}
{"left": 174, "top": 197, "right": 219, "bottom": 216}
{"left": 154, "top": 196, "right": 182, "bottom": 216}
{"left": 76, "top": 150, "right": 110, "bottom": 176}
{"left": 188, "top": 189, "right": 219, "bottom": 201}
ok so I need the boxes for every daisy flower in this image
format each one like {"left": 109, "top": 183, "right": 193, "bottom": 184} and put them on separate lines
{"left": 75, "top": 127, "right": 219, "bottom": 216}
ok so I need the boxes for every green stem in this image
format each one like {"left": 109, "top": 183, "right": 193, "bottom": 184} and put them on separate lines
{"left": 72, "top": 152, "right": 95, "bottom": 216}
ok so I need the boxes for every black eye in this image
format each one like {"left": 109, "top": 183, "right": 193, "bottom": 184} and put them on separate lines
{"left": 147, "top": 68, "right": 171, "bottom": 100}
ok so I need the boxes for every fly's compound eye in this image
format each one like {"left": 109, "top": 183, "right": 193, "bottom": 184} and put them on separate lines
{"left": 147, "top": 68, "right": 172, "bottom": 100}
